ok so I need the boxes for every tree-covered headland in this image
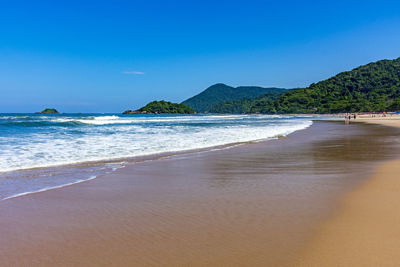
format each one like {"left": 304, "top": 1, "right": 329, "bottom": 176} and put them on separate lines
{"left": 123, "top": 101, "right": 195, "bottom": 114}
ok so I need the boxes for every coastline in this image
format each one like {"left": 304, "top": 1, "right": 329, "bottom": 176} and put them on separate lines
{"left": 0, "top": 114, "right": 313, "bottom": 200}
{"left": 295, "top": 117, "right": 400, "bottom": 266}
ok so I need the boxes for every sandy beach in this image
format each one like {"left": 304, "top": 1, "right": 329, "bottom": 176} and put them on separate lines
{"left": 1, "top": 121, "right": 400, "bottom": 266}
{"left": 352, "top": 115, "right": 400, "bottom": 128}
{"left": 2, "top": 1, "right": 399, "bottom": 266}
{"left": 331, "top": 113, "right": 400, "bottom": 128}
{"left": 295, "top": 117, "right": 400, "bottom": 266}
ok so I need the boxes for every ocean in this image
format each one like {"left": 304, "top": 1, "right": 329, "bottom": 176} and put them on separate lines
{"left": 0, "top": 113, "right": 314, "bottom": 200}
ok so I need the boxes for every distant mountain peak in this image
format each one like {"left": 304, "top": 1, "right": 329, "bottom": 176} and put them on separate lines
{"left": 182, "top": 84, "right": 287, "bottom": 113}
{"left": 211, "top": 83, "right": 229, "bottom": 87}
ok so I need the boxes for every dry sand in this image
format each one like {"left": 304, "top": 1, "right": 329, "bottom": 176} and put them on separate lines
{"left": 330, "top": 113, "right": 400, "bottom": 128}
{"left": 354, "top": 114, "right": 400, "bottom": 128}
{"left": 295, "top": 117, "right": 400, "bottom": 266}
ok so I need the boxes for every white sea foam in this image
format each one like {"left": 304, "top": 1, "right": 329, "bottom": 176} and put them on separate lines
{"left": 0, "top": 114, "right": 316, "bottom": 201}
{"left": 0, "top": 115, "right": 313, "bottom": 173}
{"left": 2, "top": 175, "right": 98, "bottom": 201}
{"left": 52, "top": 114, "right": 300, "bottom": 125}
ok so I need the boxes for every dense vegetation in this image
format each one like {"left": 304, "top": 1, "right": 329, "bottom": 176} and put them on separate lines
{"left": 39, "top": 108, "right": 59, "bottom": 114}
{"left": 209, "top": 92, "right": 283, "bottom": 113}
{"left": 182, "top": 83, "right": 287, "bottom": 113}
{"left": 137, "top": 101, "right": 194, "bottom": 114}
{"left": 267, "top": 57, "right": 400, "bottom": 113}
{"left": 205, "top": 58, "right": 400, "bottom": 114}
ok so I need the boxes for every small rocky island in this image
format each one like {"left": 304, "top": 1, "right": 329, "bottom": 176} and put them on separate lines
{"left": 123, "top": 100, "right": 195, "bottom": 114}
{"left": 37, "top": 108, "right": 60, "bottom": 114}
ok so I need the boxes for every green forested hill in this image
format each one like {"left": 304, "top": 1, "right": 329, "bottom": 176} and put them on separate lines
{"left": 208, "top": 92, "right": 283, "bottom": 114}
{"left": 124, "top": 101, "right": 194, "bottom": 114}
{"left": 182, "top": 83, "right": 287, "bottom": 113}
{"left": 38, "top": 108, "right": 59, "bottom": 114}
{"left": 184, "top": 58, "right": 400, "bottom": 114}
{"left": 269, "top": 57, "right": 400, "bottom": 113}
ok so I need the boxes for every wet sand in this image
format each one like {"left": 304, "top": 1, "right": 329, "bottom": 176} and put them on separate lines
{"left": 295, "top": 118, "right": 400, "bottom": 266}
{"left": 1, "top": 121, "right": 400, "bottom": 266}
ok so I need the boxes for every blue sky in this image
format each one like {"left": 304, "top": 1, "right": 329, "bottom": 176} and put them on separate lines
{"left": 1, "top": 0, "right": 400, "bottom": 112}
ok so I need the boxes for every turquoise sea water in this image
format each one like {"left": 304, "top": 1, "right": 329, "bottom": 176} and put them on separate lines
{"left": 0, "top": 113, "right": 314, "bottom": 200}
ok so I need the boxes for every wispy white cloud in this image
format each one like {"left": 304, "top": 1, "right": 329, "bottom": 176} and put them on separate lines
{"left": 122, "top": 71, "right": 145, "bottom": 75}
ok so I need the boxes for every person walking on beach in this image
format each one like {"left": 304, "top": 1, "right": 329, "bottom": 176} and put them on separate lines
{"left": 345, "top": 114, "right": 350, "bottom": 124}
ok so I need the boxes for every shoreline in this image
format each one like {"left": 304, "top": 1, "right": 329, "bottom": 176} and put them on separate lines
{"left": 0, "top": 122, "right": 312, "bottom": 201}
{"left": 0, "top": 141, "right": 268, "bottom": 202}
{"left": 0, "top": 114, "right": 313, "bottom": 174}
{"left": 295, "top": 117, "right": 400, "bottom": 266}
{"left": 0, "top": 132, "right": 301, "bottom": 174}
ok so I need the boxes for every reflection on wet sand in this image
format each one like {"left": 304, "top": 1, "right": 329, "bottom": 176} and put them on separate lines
{"left": 0, "top": 122, "right": 399, "bottom": 266}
